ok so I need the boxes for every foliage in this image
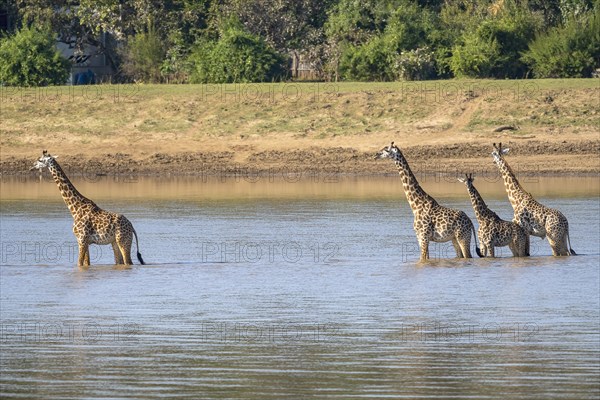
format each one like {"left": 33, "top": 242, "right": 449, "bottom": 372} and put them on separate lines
{"left": 448, "top": 0, "right": 541, "bottom": 78}
{"left": 523, "top": 5, "right": 600, "bottom": 78}
{"left": 394, "top": 47, "right": 436, "bottom": 80}
{"left": 333, "top": 0, "right": 437, "bottom": 81}
{"left": 449, "top": 31, "right": 500, "bottom": 78}
{"left": 188, "top": 19, "right": 286, "bottom": 83}
{"left": 160, "top": 31, "right": 191, "bottom": 83}
{"left": 0, "top": 26, "right": 69, "bottom": 86}
{"left": 120, "top": 24, "right": 165, "bottom": 83}
{"left": 4, "top": 0, "right": 599, "bottom": 83}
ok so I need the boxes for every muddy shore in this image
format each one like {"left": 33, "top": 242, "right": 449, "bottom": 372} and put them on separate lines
{"left": 2, "top": 139, "right": 598, "bottom": 178}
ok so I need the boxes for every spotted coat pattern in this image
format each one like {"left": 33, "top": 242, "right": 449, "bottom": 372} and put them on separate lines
{"left": 491, "top": 143, "right": 575, "bottom": 256}
{"left": 459, "top": 173, "right": 529, "bottom": 257}
{"left": 376, "top": 142, "right": 481, "bottom": 261}
{"left": 32, "top": 151, "right": 144, "bottom": 267}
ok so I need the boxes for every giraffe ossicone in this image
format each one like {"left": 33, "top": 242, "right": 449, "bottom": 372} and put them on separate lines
{"left": 32, "top": 150, "right": 146, "bottom": 267}
{"left": 375, "top": 142, "right": 482, "bottom": 261}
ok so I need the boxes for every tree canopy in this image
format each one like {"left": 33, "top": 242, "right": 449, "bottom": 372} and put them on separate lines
{"left": 1, "top": 0, "right": 598, "bottom": 84}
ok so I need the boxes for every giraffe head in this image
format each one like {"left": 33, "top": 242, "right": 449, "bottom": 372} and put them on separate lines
{"left": 374, "top": 141, "right": 401, "bottom": 160}
{"left": 457, "top": 173, "right": 474, "bottom": 187}
{"left": 31, "top": 150, "right": 58, "bottom": 171}
{"left": 491, "top": 142, "right": 510, "bottom": 165}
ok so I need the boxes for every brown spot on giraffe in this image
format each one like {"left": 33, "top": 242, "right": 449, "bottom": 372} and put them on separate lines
{"left": 491, "top": 143, "right": 576, "bottom": 256}
{"left": 375, "top": 142, "right": 482, "bottom": 261}
{"left": 31, "top": 150, "right": 145, "bottom": 267}
{"left": 458, "top": 173, "right": 529, "bottom": 257}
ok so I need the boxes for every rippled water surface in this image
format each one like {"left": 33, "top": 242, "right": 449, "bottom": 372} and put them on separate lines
{"left": 1, "top": 177, "right": 599, "bottom": 399}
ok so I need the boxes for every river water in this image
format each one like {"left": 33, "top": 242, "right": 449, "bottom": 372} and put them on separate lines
{"left": 1, "top": 177, "right": 599, "bottom": 399}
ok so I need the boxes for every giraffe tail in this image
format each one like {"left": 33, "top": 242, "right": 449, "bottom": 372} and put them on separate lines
{"left": 472, "top": 225, "right": 483, "bottom": 258}
{"left": 566, "top": 230, "right": 577, "bottom": 256}
{"left": 133, "top": 228, "right": 146, "bottom": 265}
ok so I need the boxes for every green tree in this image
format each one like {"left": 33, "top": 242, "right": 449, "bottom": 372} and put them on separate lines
{"left": 188, "top": 18, "right": 286, "bottom": 83}
{"left": 328, "top": 0, "right": 437, "bottom": 81}
{"left": 0, "top": 26, "right": 69, "bottom": 86}
{"left": 523, "top": 5, "right": 599, "bottom": 77}
{"left": 121, "top": 23, "right": 166, "bottom": 83}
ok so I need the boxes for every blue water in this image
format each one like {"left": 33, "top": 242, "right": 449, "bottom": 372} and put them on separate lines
{"left": 1, "top": 180, "right": 599, "bottom": 399}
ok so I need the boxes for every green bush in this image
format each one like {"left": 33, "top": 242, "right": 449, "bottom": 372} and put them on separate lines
{"left": 339, "top": 36, "right": 396, "bottom": 81}
{"left": 188, "top": 20, "right": 286, "bottom": 83}
{"left": 330, "top": 0, "right": 435, "bottom": 81}
{"left": 449, "top": 31, "right": 500, "bottom": 78}
{"left": 394, "top": 47, "right": 436, "bottom": 80}
{"left": 121, "top": 24, "right": 166, "bottom": 83}
{"left": 523, "top": 7, "right": 600, "bottom": 78}
{"left": 449, "top": 2, "right": 540, "bottom": 78}
{"left": 0, "top": 26, "right": 69, "bottom": 86}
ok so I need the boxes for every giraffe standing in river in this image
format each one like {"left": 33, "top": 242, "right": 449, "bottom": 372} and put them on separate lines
{"left": 376, "top": 142, "right": 482, "bottom": 261}
{"left": 458, "top": 173, "right": 529, "bottom": 257}
{"left": 32, "top": 150, "right": 145, "bottom": 267}
{"left": 491, "top": 142, "right": 575, "bottom": 256}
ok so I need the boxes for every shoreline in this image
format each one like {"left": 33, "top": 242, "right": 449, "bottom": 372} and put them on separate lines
{"left": 3, "top": 140, "right": 599, "bottom": 177}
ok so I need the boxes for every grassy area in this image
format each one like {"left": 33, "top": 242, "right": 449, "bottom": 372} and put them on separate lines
{"left": 0, "top": 79, "right": 598, "bottom": 157}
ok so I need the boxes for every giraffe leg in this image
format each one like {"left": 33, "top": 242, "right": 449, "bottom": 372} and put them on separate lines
{"left": 457, "top": 229, "right": 472, "bottom": 259}
{"left": 486, "top": 243, "right": 495, "bottom": 258}
{"left": 547, "top": 231, "right": 569, "bottom": 256}
{"left": 78, "top": 242, "right": 90, "bottom": 267}
{"left": 117, "top": 231, "right": 133, "bottom": 265}
{"left": 112, "top": 242, "right": 124, "bottom": 264}
{"left": 418, "top": 238, "right": 429, "bottom": 261}
{"left": 451, "top": 238, "right": 463, "bottom": 258}
{"left": 479, "top": 243, "right": 487, "bottom": 257}
{"left": 508, "top": 241, "right": 518, "bottom": 257}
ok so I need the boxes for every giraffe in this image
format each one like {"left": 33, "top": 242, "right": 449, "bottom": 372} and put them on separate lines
{"left": 458, "top": 173, "right": 529, "bottom": 257}
{"left": 31, "top": 150, "right": 145, "bottom": 267}
{"left": 375, "top": 142, "right": 482, "bottom": 261}
{"left": 491, "top": 142, "right": 576, "bottom": 256}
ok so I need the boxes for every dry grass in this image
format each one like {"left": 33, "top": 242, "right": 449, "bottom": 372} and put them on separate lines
{"left": 1, "top": 79, "right": 598, "bottom": 160}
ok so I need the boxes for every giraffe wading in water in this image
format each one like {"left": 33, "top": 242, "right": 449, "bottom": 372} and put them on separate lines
{"left": 31, "top": 150, "right": 145, "bottom": 267}
{"left": 375, "top": 142, "right": 482, "bottom": 261}
{"left": 491, "top": 143, "right": 576, "bottom": 256}
{"left": 458, "top": 173, "right": 529, "bottom": 257}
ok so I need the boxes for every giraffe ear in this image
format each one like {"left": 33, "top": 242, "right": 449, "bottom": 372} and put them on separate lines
{"left": 54, "top": 155, "right": 59, "bottom": 159}
{"left": 457, "top": 177, "right": 466, "bottom": 183}
{"left": 501, "top": 148, "right": 510, "bottom": 155}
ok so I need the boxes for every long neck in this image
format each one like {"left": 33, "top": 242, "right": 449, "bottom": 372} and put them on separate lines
{"left": 495, "top": 157, "right": 528, "bottom": 209}
{"left": 466, "top": 183, "right": 497, "bottom": 221}
{"left": 392, "top": 152, "right": 436, "bottom": 212}
{"left": 47, "top": 161, "right": 94, "bottom": 217}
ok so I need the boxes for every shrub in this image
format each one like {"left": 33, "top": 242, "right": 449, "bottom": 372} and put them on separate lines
{"left": 121, "top": 24, "right": 166, "bottom": 83}
{"left": 0, "top": 26, "right": 69, "bottom": 86}
{"left": 523, "top": 7, "right": 600, "bottom": 78}
{"left": 339, "top": 36, "right": 396, "bottom": 81}
{"left": 449, "top": 31, "right": 500, "bottom": 78}
{"left": 449, "top": 2, "right": 540, "bottom": 79}
{"left": 394, "top": 46, "right": 436, "bottom": 80}
{"left": 188, "top": 20, "right": 286, "bottom": 83}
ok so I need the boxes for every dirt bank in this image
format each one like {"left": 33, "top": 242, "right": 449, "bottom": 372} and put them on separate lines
{"left": 2, "top": 139, "right": 598, "bottom": 178}
{"left": 2, "top": 81, "right": 598, "bottom": 178}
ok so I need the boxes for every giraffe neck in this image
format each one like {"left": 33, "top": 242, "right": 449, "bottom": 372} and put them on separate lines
{"left": 495, "top": 157, "right": 528, "bottom": 209}
{"left": 466, "top": 183, "right": 497, "bottom": 221}
{"left": 47, "top": 161, "right": 94, "bottom": 218}
{"left": 392, "top": 152, "right": 436, "bottom": 213}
